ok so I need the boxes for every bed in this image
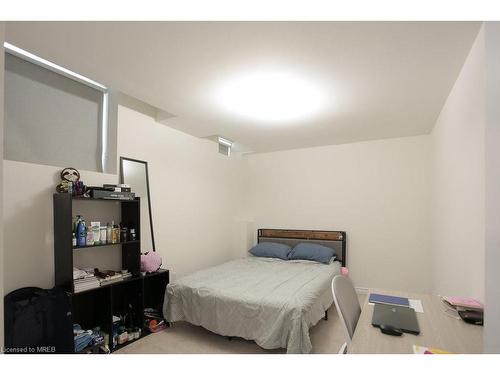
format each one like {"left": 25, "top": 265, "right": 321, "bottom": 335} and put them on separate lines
{"left": 163, "top": 229, "right": 347, "bottom": 354}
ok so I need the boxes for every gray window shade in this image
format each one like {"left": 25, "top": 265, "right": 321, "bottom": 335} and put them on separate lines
{"left": 4, "top": 53, "right": 104, "bottom": 172}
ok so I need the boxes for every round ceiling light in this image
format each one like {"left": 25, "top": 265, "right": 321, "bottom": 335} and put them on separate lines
{"left": 213, "top": 69, "right": 326, "bottom": 123}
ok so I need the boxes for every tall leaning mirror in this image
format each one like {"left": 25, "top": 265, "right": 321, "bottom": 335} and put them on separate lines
{"left": 120, "top": 157, "right": 156, "bottom": 252}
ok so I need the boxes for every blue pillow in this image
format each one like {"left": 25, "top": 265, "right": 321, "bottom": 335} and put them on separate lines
{"left": 288, "top": 243, "right": 336, "bottom": 264}
{"left": 249, "top": 242, "right": 291, "bottom": 260}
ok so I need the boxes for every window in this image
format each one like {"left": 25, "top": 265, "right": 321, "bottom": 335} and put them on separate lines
{"left": 4, "top": 43, "right": 115, "bottom": 173}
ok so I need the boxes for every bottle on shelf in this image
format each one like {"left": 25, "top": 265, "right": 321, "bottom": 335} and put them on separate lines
{"left": 120, "top": 223, "right": 128, "bottom": 243}
{"left": 100, "top": 226, "right": 107, "bottom": 244}
{"left": 107, "top": 222, "right": 112, "bottom": 244}
{"left": 129, "top": 228, "right": 136, "bottom": 241}
{"left": 86, "top": 225, "right": 94, "bottom": 246}
{"left": 72, "top": 215, "right": 81, "bottom": 233}
{"left": 73, "top": 217, "right": 130, "bottom": 247}
{"left": 113, "top": 222, "right": 120, "bottom": 243}
{"left": 76, "top": 218, "right": 86, "bottom": 247}
{"left": 111, "top": 221, "right": 119, "bottom": 244}
{"left": 91, "top": 221, "right": 100, "bottom": 245}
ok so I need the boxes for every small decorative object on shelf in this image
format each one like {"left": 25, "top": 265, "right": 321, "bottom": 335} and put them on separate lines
{"left": 56, "top": 167, "right": 86, "bottom": 196}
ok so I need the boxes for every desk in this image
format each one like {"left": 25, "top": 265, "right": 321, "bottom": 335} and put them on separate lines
{"left": 348, "top": 289, "right": 483, "bottom": 353}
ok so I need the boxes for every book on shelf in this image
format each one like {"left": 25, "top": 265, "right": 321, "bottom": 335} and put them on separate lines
{"left": 104, "top": 274, "right": 123, "bottom": 281}
{"left": 99, "top": 272, "right": 132, "bottom": 286}
{"left": 74, "top": 274, "right": 100, "bottom": 292}
{"left": 75, "top": 282, "right": 99, "bottom": 288}
{"left": 74, "top": 281, "right": 100, "bottom": 292}
{"left": 73, "top": 271, "right": 134, "bottom": 288}
{"left": 74, "top": 275, "right": 98, "bottom": 281}
{"left": 75, "top": 281, "right": 100, "bottom": 287}
{"left": 74, "top": 276, "right": 99, "bottom": 284}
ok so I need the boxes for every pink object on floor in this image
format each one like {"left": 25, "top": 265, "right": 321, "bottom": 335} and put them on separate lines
{"left": 341, "top": 267, "right": 349, "bottom": 276}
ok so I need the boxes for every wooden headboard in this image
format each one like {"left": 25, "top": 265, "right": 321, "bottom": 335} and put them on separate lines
{"left": 257, "top": 229, "right": 347, "bottom": 267}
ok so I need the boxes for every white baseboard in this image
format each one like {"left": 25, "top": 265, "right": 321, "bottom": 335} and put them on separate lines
{"left": 355, "top": 287, "right": 369, "bottom": 295}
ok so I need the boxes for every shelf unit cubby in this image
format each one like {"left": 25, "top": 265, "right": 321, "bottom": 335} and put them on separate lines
{"left": 53, "top": 193, "right": 169, "bottom": 353}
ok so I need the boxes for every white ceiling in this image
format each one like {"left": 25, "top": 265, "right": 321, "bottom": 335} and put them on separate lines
{"left": 6, "top": 22, "right": 481, "bottom": 153}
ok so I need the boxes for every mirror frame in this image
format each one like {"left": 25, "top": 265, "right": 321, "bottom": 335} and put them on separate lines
{"left": 119, "top": 156, "right": 156, "bottom": 252}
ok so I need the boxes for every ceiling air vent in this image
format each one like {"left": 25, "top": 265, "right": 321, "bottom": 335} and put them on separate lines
{"left": 218, "top": 137, "right": 233, "bottom": 156}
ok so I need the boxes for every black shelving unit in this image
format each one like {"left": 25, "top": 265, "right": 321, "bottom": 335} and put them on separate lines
{"left": 53, "top": 193, "right": 169, "bottom": 353}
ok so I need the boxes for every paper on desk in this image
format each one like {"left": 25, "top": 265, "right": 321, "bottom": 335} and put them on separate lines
{"left": 409, "top": 299, "right": 424, "bottom": 313}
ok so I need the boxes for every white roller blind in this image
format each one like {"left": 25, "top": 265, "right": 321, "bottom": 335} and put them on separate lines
{"left": 4, "top": 53, "right": 104, "bottom": 172}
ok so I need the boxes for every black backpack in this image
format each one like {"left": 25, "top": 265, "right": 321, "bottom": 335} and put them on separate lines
{"left": 4, "top": 287, "right": 73, "bottom": 354}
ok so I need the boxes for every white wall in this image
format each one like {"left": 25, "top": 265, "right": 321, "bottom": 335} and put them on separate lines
{"left": 0, "top": 21, "right": 5, "bottom": 348}
{"left": 117, "top": 105, "right": 245, "bottom": 280}
{"left": 2, "top": 104, "right": 244, "bottom": 293}
{"left": 430, "top": 27, "right": 485, "bottom": 301}
{"left": 4, "top": 103, "right": 433, "bottom": 295}
{"left": 2, "top": 162, "right": 119, "bottom": 292}
{"left": 484, "top": 21, "right": 500, "bottom": 354}
{"left": 243, "top": 136, "right": 431, "bottom": 293}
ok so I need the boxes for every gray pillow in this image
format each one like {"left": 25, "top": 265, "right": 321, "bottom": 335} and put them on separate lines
{"left": 288, "top": 243, "right": 336, "bottom": 264}
{"left": 249, "top": 242, "right": 291, "bottom": 260}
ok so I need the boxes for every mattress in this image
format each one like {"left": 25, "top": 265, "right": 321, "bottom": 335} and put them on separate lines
{"left": 163, "top": 256, "right": 340, "bottom": 353}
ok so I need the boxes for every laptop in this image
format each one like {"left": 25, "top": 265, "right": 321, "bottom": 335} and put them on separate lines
{"left": 372, "top": 303, "right": 421, "bottom": 335}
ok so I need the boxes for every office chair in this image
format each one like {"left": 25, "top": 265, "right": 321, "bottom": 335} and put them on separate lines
{"left": 331, "top": 274, "right": 361, "bottom": 354}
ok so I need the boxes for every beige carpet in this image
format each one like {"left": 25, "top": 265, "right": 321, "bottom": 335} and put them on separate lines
{"left": 116, "top": 294, "right": 366, "bottom": 354}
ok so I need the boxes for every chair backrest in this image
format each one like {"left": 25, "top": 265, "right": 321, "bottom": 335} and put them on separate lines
{"left": 332, "top": 275, "right": 361, "bottom": 342}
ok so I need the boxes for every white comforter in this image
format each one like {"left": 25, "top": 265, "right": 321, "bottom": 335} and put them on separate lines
{"left": 163, "top": 257, "right": 340, "bottom": 353}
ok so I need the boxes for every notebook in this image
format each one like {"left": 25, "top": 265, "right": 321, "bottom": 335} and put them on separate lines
{"left": 369, "top": 293, "right": 409, "bottom": 307}
{"left": 442, "top": 296, "right": 483, "bottom": 311}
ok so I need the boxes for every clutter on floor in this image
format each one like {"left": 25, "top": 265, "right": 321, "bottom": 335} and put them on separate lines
{"left": 74, "top": 324, "right": 108, "bottom": 353}
{"left": 144, "top": 307, "right": 167, "bottom": 333}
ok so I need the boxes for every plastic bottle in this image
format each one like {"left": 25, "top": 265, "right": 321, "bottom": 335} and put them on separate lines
{"left": 76, "top": 218, "right": 86, "bottom": 247}
{"left": 73, "top": 215, "right": 81, "bottom": 233}
{"left": 115, "top": 223, "right": 121, "bottom": 243}
{"left": 111, "top": 221, "right": 119, "bottom": 244}
{"left": 100, "top": 226, "right": 107, "bottom": 244}
{"left": 107, "top": 222, "right": 112, "bottom": 244}
{"left": 120, "top": 223, "right": 128, "bottom": 243}
{"left": 92, "top": 222, "right": 101, "bottom": 245}
{"left": 86, "top": 225, "right": 94, "bottom": 246}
